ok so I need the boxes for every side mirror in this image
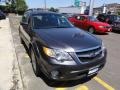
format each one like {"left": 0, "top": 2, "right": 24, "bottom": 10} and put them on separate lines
{"left": 20, "top": 22, "right": 28, "bottom": 26}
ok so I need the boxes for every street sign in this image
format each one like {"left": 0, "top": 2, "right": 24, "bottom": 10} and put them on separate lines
{"left": 74, "top": 0, "right": 80, "bottom": 7}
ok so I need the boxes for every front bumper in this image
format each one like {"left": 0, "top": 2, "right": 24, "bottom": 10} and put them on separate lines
{"left": 112, "top": 26, "right": 120, "bottom": 31}
{"left": 39, "top": 49, "right": 107, "bottom": 81}
{"left": 95, "top": 26, "right": 112, "bottom": 33}
{"left": 96, "top": 28, "right": 112, "bottom": 33}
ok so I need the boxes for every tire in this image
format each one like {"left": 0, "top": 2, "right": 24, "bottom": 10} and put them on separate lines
{"left": 88, "top": 27, "right": 95, "bottom": 34}
{"left": 30, "top": 48, "right": 41, "bottom": 77}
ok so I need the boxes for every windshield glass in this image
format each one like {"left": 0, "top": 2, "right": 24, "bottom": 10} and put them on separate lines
{"left": 89, "top": 16, "right": 98, "bottom": 22}
{"left": 116, "top": 16, "right": 120, "bottom": 21}
{"left": 109, "top": 15, "right": 120, "bottom": 21}
{"left": 33, "top": 14, "right": 73, "bottom": 29}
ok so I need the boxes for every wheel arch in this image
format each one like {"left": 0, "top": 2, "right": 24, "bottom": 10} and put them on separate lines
{"left": 88, "top": 26, "right": 95, "bottom": 30}
{"left": 29, "top": 40, "right": 42, "bottom": 59}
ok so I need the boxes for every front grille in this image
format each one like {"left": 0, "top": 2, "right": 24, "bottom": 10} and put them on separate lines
{"left": 76, "top": 46, "right": 102, "bottom": 63}
{"left": 105, "top": 26, "right": 111, "bottom": 29}
{"left": 116, "top": 24, "right": 120, "bottom": 28}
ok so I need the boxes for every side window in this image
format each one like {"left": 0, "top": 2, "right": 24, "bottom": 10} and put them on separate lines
{"left": 28, "top": 17, "right": 33, "bottom": 30}
{"left": 99, "top": 15, "right": 105, "bottom": 21}
{"left": 76, "top": 16, "right": 85, "bottom": 21}
{"left": 80, "top": 16, "right": 86, "bottom": 21}
{"left": 22, "top": 12, "right": 29, "bottom": 23}
{"left": 22, "top": 13, "right": 27, "bottom": 23}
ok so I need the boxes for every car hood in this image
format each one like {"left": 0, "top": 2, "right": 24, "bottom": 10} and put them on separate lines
{"left": 93, "top": 21, "right": 110, "bottom": 26}
{"left": 34, "top": 28, "right": 102, "bottom": 52}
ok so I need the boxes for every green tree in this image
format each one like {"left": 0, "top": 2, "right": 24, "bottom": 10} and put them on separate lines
{"left": 118, "top": 12, "right": 120, "bottom": 15}
{"left": 16, "top": 0, "right": 28, "bottom": 12}
{"left": 5, "top": 0, "right": 28, "bottom": 14}
{"left": 49, "top": 7, "right": 58, "bottom": 12}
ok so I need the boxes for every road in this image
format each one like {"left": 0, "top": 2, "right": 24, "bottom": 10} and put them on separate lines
{"left": 9, "top": 15, "right": 120, "bottom": 90}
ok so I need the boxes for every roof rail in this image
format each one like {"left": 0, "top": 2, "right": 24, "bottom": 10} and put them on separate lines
{"left": 26, "top": 8, "right": 48, "bottom": 12}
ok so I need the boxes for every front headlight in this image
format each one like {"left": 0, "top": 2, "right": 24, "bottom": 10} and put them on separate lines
{"left": 102, "top": 42, "right": 106, "bottom": 56}
{"left": 102, "top": 42, "right": 105, "bottom": 50}
{"left": 43, "top": 47, "right": 73, "bottom": 62}
{"left": 99, "top": 26, "right": 105, "bottom": 28}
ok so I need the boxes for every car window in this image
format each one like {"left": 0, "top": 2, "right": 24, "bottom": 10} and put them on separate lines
{"left": 89, "top": 16, "right": 98, "bottom": 21}
{"left": 98, "top": 14, "right": 105, "bottom": 21}
{"left": 33, "top": 14, "right": 73, "bottom": 29}
{"left": 107, "top": 15, "right": 118, "bottom": 21}
{"left": 28, "top": 18, "right": 33, "bottom": 30}
{"left": 22, "top": 12, "right": 30, "bottom": 23}
{"left": 117, "top": 16, "right": 120, "bottom": 21}
{"left": 76, "top": 16, "right": 86, "bottom": 21}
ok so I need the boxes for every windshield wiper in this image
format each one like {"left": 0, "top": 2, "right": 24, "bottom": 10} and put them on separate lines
{"left": 51, "top": 26, "right": 71, "bottom": 28}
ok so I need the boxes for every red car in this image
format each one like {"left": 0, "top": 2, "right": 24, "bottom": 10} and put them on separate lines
{"left": 68, "top": 15, "right": 112, "bottom": 33}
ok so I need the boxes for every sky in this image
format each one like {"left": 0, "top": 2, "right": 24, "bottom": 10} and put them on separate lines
{"left": 26, "top": 0, "right": 120, "bottom": 9}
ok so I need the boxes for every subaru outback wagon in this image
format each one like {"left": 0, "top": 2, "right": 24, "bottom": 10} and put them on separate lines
{"left": 19, "top": 9, "right": 107, "bottom": 81}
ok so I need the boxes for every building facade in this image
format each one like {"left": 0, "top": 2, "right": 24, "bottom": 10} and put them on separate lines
{"left": 93, "top": 3, "right": 120, "bottom": 15}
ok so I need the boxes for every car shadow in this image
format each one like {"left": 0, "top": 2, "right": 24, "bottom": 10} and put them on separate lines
{"left": 112, "top": 30, "right": 120, "bottom": 34}
{"left": 95, "top": 32, "right": 109, "bottom": 35}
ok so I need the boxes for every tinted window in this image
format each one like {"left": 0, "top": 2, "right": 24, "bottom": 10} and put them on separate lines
{"left": 22, "top": 12, "right": 30, "bottom": 23}
{"left": 97, "top": 14, "right": 106, "bottom": 21}
{"left": 107, "top": 15, "right": 118, "bottom": 21}
{"left": 117, "top": 16, "right": 120, "bottom": 21}
{"left": 76, "top": 16, "right": 86, "bottom": 21}
{"left": 33, "top": 14, "right": 73, "bottom": 29}
{"left": 89, "top": 16, "right": 98, "bottom": 21}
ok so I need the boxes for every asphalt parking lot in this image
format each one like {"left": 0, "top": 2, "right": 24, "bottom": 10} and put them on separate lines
{"left": 9, "top": 15, "right": 120, "bottom": 90}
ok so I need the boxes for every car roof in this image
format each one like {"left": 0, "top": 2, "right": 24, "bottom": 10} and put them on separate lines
{"left": 99, "top": 14, "right": 118, "bottom": 16}
{"left": 73, "top": 14, "right": 88, "bottom": 17}
{"left": 26, "top": 9, "right": 59, "bottom": 16}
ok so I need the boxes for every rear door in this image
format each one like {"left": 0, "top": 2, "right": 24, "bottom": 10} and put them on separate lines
{"left": 78, "top": 16, "right": 89, "bottom": 30}
{"left": 20, "top": 12, "right": 31, "bottom": 47}
{"left": 69, "top": 15, "right": 82, "bottom": 28}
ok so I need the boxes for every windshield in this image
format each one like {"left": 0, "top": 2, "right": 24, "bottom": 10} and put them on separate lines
{"left": 108, "top": 15, "right": 120, "bottom": 21}
{"left": 116, "top": 16, "right": 120, "bottom": 21}
{"left": 33, "top": 14, "right": 73, "bottom": 29}
{"left": 89, "top": 16, "right": 98, "bottom": 22}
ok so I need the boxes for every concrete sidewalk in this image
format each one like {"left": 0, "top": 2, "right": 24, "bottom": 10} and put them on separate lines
{"left": 0, "top": 18, "right": 22, "bottom": 90}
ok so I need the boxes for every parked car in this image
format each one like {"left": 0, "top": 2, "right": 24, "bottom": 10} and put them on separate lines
{"left": 19, "top": 9, "right": 107, "bottom": 81}
{"left": 97, "top": 14, "right": 118, "bottom": 24}
{"left": 0, "top": 10, "right": 6, "bottom": 20}
{"left": 68, "top": 15, "right": 112, "bottom": 34}
{"left": 97, "top": 14, "right": 120, "bottom": 31}
{"left": 112, "top": 19, "right": 120, "bottom": 31}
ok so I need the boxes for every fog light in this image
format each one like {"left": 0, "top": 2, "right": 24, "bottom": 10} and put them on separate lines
{"left": 51, "top": 71, "right": 59, "bottom": 79}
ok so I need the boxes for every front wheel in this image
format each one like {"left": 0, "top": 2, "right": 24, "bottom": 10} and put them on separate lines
{"left": 30, "top": 48, "right": 41, "bottom": 76}
{"left": 88, "top": 27, "right": 95, "bottom": 34}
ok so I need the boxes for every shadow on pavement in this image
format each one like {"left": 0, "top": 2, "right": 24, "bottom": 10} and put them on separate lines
{"left": 112, "top": 30, "right": 120, "bottom": 34}
{"left": 95, "top": 32, "right": 109, "bottom": 35}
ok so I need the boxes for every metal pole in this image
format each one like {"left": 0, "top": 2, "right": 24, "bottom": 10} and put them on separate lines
{"left": 44, "top": 0, "right": 46, "bottom": 10}
{"left": 89, "top": 0, "right": 94, "bottom": 16}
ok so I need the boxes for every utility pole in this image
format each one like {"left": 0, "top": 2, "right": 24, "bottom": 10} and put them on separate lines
{"left": 44, "top": 0, "right": 47, "bottom": 10}
{"left": 89, "top": 0, "right": 94, "bottom": 16}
